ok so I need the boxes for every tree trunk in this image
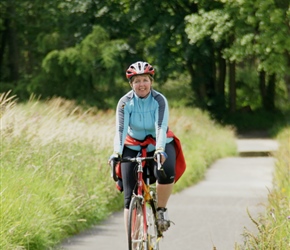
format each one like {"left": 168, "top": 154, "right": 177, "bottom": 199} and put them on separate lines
{"left": 285, "top": 74, "right": 290, "bottom": 103}
{"left": 186, "top": 60, "right": 207, "bottom": 109}
{"left": 186, "top": 60, "right": 199, "bottom": 104}
{"left": 260, "top": 71, "right": 276, "bottom": 111}
{"left": 5, "top": 3, "right": 19, "bottom": 83}
{"left": 216, "top": 50, "right": 226, "bottom": 110}
{"left": 266, "top": 73, "right": 276, "bottom": 111}
{"left": 206, "top": 43, "right": 216, "bottom": 101}
{"left": 0, "top": 19, "right": 9, "bottom": 78}
{"left": 0, "top": 1, "right": 19, "bottom": 84}
{"left": 259, "top": 70, "right": 267, "bottom": 109}
{"left": 228, "top": 60, "right": 236, "bottom": 113}
{"left": 284, "top": 52, "right": 290, "bottom": 102}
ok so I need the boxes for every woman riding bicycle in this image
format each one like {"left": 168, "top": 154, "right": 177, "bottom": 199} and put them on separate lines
{"left": 109, "top": 61, "right": 185, "bottom": 233}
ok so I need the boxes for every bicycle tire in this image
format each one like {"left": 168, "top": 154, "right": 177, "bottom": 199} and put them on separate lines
{"left": 128, "top": 196, "right": 146, "bottom": 250}
{"left": 147, "top": 200, "right": 160, "bottom": 250}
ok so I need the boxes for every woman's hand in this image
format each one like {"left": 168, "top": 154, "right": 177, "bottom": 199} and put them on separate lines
{"left": 154, "top": 150, "right": 168, "bottom": 164}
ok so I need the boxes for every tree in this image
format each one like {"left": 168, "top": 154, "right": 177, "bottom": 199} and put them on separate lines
{"left": 223, "top": 0, "right": 290, "bottom": 111}
{"left": 0, "top": 0, "right": 95, "bottom": 96}
{"left": 185, "top": 7, "right": 236, "bottom": 111}
{"left": 185, "top": 0, "right": 290, "bottom": 112}
{"left": 0, "top": 1, "right": 20, "bottom": 83}
{"left": 36, "top": 25, "right": 127, "bottom": 107}
{"left": 1, "top": 0, "right": 289, "bottom": 114}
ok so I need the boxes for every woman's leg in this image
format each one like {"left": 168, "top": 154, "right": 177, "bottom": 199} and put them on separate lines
{"left": 156, "top": 182, "right": 174, "bottom": 208}
{"left": 121, "top": 147, "right": 139, "bottom": 234}
{"left": 154, "top": 141, "right": 176, "bottom": 231}
{"left": 155, "top": 140, "right": 176, "bottom": 207}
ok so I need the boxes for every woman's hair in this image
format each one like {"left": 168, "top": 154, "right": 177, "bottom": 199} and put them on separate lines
{"left": 129, "top": 74, "right": 154, "bottom": 83}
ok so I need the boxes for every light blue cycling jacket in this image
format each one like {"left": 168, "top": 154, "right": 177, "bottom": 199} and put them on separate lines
{"left": 113, "top": 89, "right": 173, "bottom": 155}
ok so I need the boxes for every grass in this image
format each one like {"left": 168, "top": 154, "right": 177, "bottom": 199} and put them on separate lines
{"left": 0, "top": 92, "right": 237, "bottom": 249}
{"left": 169, "top": 108, "right": 237, "bottom": 192}
{"left": 236, "top": 127, "right": 290, "bottom": 250}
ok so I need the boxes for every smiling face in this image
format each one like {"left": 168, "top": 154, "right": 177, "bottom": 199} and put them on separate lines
{"left": 130, "top": 74, "right": 153, "bottom": 98}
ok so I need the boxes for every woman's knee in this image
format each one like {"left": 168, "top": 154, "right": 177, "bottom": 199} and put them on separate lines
{"left": 156, "top": 143, "right": 176, "bottom": 184}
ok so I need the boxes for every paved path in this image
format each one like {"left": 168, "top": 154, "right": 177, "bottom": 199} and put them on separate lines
{"left": 59, "top": 138, "right": 278, "bottom": 250}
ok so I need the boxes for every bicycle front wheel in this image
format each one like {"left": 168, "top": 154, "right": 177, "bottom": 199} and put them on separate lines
{"left": 128, "top": 196, "right": 146, "bottom": 250}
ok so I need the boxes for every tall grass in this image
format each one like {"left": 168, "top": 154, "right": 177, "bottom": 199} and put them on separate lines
{"left": 169, "top": 108, "right": 237, "bottom": 192}
{"left": 0, "top": 92, "right": 237, "bottom": 249}
{"left": 237, "top": 127, "right": 290, "bottom": 249}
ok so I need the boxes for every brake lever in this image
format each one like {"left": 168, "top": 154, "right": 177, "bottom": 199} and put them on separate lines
{"left": 156, "top": 153, "right": 167, "bottom": 178}
{"left": 110, "top": 160, "right": 118, "bottom": 181}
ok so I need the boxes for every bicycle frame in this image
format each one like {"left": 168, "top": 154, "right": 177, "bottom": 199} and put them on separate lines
{"left": 134, "top": 153, "right": 162, "bottom": 197}
{"left": 134, "top": 157, "right": 154, "bottom": 243}
{"left": 120, "top": 155, "right": 161, "bottom": 250}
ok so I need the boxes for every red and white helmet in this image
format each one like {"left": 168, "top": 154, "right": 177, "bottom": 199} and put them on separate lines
{"left": 126, "top": 61, "right": 155, "bottom": 80}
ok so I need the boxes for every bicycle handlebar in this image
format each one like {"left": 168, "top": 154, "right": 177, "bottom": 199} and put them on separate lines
{"left": 110, "top": 155, "right": 166, "bottom": 181}
{"left": 118, "top": 155, "right": 163, "bottom": 174}
{"left": 118, "top": 156, "right": 155, "bottom": 163}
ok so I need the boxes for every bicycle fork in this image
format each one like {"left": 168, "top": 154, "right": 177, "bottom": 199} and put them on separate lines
{"left": 136, "top": 161, "right": 149, "bottom": 245}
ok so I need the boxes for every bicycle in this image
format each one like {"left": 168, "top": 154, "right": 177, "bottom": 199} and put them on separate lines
{"left": 118, "top": 154, "right": 164, "bottom": 250}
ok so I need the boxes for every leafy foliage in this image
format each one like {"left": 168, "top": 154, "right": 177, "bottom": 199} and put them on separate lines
{"left": 34, "top": 25, "right": 127, "bottom": 107}
{"left": 185, "top": 0, "right": 290, "bottom": 113}
{"left": 0, "top": 0, "right": 289, "bottom": 112}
